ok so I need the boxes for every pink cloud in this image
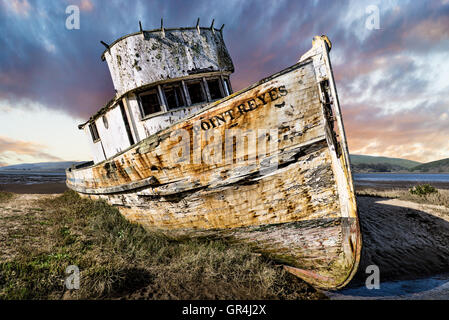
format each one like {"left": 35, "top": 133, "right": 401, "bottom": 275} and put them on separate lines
{"left": 62, "top": 0, "right": 93, "bottom": 12}
{"left": 408, "top": 14, "right": 449, "bottom": 42}
{"left": 343, "top": 102, "right": 449, "bottom": 162}
{"left": 0, "top": 136, "right": 63, "bottom": 165}
{"left": 3, "top": 0, "right": 31, "bottom": 17}
{"left": 80, "top": 0, "right": 93, "bottom": 12}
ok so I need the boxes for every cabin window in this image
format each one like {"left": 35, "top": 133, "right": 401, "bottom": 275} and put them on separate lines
{"left": 186, "top": 80, "right": 206, "bottom": 105}
{"left": 207, "top": 78, "right": 224, "bottom": 100}
{"left": 102, "top": 115, "right": 109, "bottom": 129}
{"left": 163, "top": 83, "right": 186, "bottom": 110}
{"left": 89, "top": 122, "right": 100, "bottom": 142}
{"left": 139, "top": 89, "right": 162, "bottom": 117}
{"left": 119, "top": 101, "right": 135, "bottom": 146}
{"left": 223, "top": 78, "right": 231, "bottom": 96}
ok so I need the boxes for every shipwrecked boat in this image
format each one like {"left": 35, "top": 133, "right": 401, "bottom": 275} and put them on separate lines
{"left": 66, "top": 21, "right": 362, "bottom": 289}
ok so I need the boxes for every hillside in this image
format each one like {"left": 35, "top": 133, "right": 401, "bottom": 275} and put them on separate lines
{"left": 410, "top": 158, "right": 449, "bottom": 173}
{"left": 0, "top": 161, "right": 84, "bottom": 173}
{"left": 350, "top": 155, "right": 421, "bottom": 168}
{"left": 349, "top": 155, "right": 449, "bottom": 173}
{"left": 349, "top": 154, "right": 421, "bottom": 173}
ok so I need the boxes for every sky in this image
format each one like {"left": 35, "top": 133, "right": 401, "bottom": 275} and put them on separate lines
{"left": 0, "top": 0, "right": 448, "bottom": 166}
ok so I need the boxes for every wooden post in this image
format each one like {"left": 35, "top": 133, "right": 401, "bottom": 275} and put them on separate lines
{"left": 181, "top": 80, "right": 191, "bottom": 106}
{"left": 202, "top": 77, "right": 211, "bottom": 102}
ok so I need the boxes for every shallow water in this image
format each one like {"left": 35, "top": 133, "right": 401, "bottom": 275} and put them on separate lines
{"left": 354, "top": 173, "right": 449, "bottom": 183}
{"left": 327, "top": 274, "right": 449, "bottom": 300}
{"left": 0, "top": 171, "right": 66, "bottom": 185}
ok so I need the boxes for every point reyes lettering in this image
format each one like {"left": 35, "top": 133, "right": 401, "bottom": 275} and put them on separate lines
{"left": 196, "top": 85, "right": 288, "bottom": 131}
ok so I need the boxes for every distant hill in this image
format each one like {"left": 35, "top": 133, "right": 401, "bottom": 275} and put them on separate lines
{"left": 0, "top": 161, "right": 84, "bottom": 173}
{"left": 409, "top": 158, "right": 449, "bottom": 173}
{"left": 350, "top": 155, "right": 421, "bottom": 168}
{"left": 349, "top": 155, "right": 449, "bottom": 173}
{"left": 349, "top": 154, "right": 421, "bottom": 173}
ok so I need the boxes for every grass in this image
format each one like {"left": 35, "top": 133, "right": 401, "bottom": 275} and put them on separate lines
{"left": 356, "top": 186, "right": 449, "bottom": 208}
{"left": 409, "top": 184, "right": 438, "bottom": 196}
{"left": 0, "top": 191, "right": 14, "bottom": 203}
{"left": 0, "top": 190, "right": 324, "bottom": 300}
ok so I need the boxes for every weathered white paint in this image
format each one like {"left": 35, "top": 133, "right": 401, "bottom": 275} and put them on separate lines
{"left": 298, "top": 36, "right": 359, "bottom": 270}
{"left": 124, "top": 93, "right": 204, "bottom": 140}
{"left": 82, "top": 105, "right": 131, "bottom": 163}
{"left": 83, "top": 126, "right": 105, "bottom": 163}
{"left": 103, "top": 28, "right": 234, "bottom": 96}
{"left": 80, "top": 27, "right": 235, "bottom": 164}
{"left": 82, "top": 87, "right": 220, "bottom": 164}
{"left": 95, "top": 106, "right": 131, "bottom": 159}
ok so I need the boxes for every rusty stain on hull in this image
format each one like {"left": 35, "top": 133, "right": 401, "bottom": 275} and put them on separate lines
{"left": 67, "top": 32, "right": 361, "bottom": 290}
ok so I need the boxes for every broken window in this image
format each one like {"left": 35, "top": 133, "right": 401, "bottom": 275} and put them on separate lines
{"left": 89, "top": 122, "right": 100, "bottom": 142}
{"left": 139, "top": 89, "right": 162, "bottom": 117}
{"left": 207, "top": 78, "right": 224, "bottom": 100}
{"left": 163, "top": 83, "right": 186, "bottom": 110}
{"left": 186, "top": 80, "right": 206, "bottom": 105}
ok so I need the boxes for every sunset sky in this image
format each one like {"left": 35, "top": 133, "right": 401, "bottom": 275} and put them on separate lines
{"left": 0, "top": 0, "right": 448, "bottom": 166}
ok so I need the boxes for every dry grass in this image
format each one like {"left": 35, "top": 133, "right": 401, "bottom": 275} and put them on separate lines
{"left": 0, "top": 191, "right": 14, "bottom": 203}
{"left": 356, "top": 187, "right": 449, "bottom": 208}
{"left": 0, "top": 190, "right": 324, "bottom": 300}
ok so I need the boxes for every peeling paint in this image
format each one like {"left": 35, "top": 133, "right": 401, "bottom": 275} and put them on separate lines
{"left": 67, "top": 32, "right": 361, "bottom": 290}
{"left": 104, "top": 28, "right": 233, "bottom": 96}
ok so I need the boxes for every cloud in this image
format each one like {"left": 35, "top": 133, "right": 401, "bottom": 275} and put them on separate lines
{"left": 0, "top": 0, "right": 448, "bottom": 162}
{"left": 80, "top": 0, "right": 94, "bottom": 12}
{"left": 2, "top": 0, "right": 32, "bottom": 17}
{"left": 344, "top": 99, "right": 449, "bottom": 162}
{"left": 0, "top": 136, "right": 64, "bottom": 164}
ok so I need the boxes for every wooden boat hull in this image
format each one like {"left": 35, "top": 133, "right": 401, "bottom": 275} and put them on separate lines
{"left": 67, "top": 37, "right": 361, "bottom": 289}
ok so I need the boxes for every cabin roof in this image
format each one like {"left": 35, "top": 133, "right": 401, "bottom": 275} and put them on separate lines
{"left": 102, "top": 25, "right": 233, "bottom": 96}
{"left": 100, "top": 26, "right": 224, "bottom": 61}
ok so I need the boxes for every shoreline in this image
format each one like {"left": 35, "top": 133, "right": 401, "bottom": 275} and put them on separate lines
{"left": 354, "top": 172, "right": 449, "bottom": 174}
{"left": 0, "top": 183, "right": 68, "bottom": 194}
{"left": 1, "top": 180, "right": 449, "bottom": 195}
{"left": 354, "top": 180, "right": 449, "bottom": 190}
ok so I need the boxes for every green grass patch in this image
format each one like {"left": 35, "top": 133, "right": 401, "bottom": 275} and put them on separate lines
{"left": 409, "top": 184, "right": 438, "bottom": 196}
{"left": 0, "top": 190, "right": 323, "bottom": 300}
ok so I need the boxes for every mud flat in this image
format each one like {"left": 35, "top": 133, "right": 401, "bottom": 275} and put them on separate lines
{"left": 328, "top": 195, "right": 449, "bottom": 299}
{"left": 0, "top": 183, "right": 67, "bottom": 194}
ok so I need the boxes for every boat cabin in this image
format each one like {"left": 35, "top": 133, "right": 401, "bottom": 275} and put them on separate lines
{"left": 79, "top": 24, "right": 234, "bottom": 164}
